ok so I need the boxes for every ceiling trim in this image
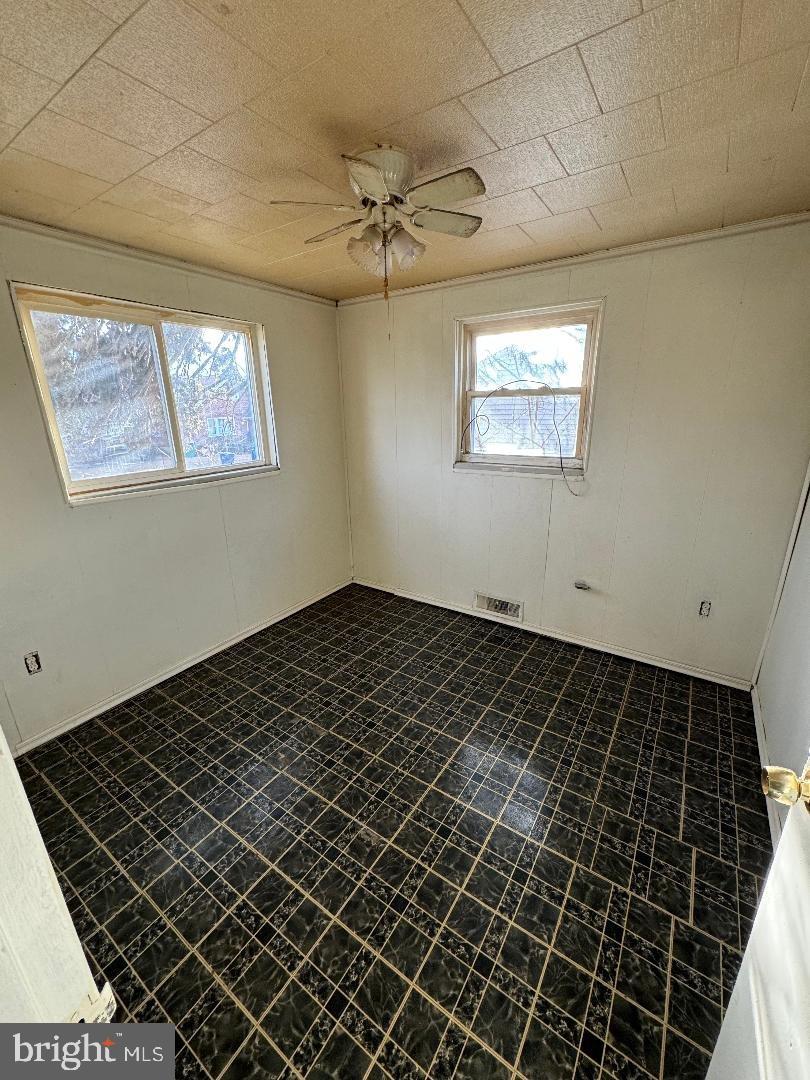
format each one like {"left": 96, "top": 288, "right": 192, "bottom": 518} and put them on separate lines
{"left": 337, "top": 211, "right": 810, "bottom": 306}
{"left": 0, "top": 213, "right": 337, "bottom": 308}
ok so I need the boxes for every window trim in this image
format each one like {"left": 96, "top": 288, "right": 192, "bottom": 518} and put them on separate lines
{"left": 454, "top": 299, "right": 604, "bottom": 476}
{"left": 12, "top": 282, "right": 279, "bottom": 505}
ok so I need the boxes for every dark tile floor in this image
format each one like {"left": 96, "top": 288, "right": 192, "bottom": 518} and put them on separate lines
{"left": 19, "top": 585, "right": 772, "bottom": 1080}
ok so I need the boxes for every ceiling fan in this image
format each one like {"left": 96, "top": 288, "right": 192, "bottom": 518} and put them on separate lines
{"left": 267, "top": 144, "right": 486, "bottom": 293}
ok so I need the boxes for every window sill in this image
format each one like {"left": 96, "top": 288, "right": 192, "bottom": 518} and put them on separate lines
{"left": 453, "top": 459, "right": 585, "bottom": 479}
{"left": 66, "top": 463, "right": 280, "bottom": 506}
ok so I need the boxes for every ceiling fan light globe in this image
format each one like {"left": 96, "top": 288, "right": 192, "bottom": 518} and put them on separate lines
{"left": 347, "top": 235, "right": 385, "bottom": 277}
{"left": 390, "top": 226, "right": 426, "bottom": 271}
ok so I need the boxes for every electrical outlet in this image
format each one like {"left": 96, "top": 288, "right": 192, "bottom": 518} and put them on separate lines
{"left": 699, "top": 600, "right": 712, "bottom": 618}
{"left": 24, "top": 651, "right": 41, "bottom": 674}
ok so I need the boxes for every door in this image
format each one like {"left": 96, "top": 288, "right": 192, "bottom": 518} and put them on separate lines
{"left": 707, "top": 775, "right": 810, "bottom": 1078}
{"left": 0, "top": 723, "right": 113, "bottom": 1022}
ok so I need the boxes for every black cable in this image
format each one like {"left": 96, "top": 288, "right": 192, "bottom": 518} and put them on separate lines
{"left": 459, "top": 378, "right": 582, "bottom": 496}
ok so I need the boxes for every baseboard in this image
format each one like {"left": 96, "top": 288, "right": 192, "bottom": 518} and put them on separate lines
{"left": 13, "top": 579, "right": 352, "bottom": 757}
{"left": 352, "top": 577, "right": 753, "bottom": 691}
{"left": 750, "top": 684, "right": 782, "bottom": 850}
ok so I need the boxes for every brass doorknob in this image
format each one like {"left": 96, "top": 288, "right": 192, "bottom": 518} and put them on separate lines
{"left": 761, "top": 765, "right": 810, "bottom": 807}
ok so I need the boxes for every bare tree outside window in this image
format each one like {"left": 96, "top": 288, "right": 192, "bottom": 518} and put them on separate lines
{"left": 29, "top": 311, "right": 175, "bottom": 480}
{"left": 469, "top": 325, "right": 587, "bottom": 458}
{"left": 162, "top": 323, "right": 259, "bottom": 470}
{"left": 18, "top": 286, "right": 274, "bottom": 500}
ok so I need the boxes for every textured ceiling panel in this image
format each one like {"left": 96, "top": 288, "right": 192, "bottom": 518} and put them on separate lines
{"left": 49, "top": 59, "right": 209, "bottom": 156}
{"left": 97, "top": 0, "right": 275, "bottom": 119}
{"left": 458, "top": 0, "right": 641, "bottom": 73}
{"left": 461, "top": 48, "right": 601, "bottom": 146}
{"left": 579, "top": 0, "right": 742, "bottom": 112}
{"left": 0, "top": 0, "right": 809, "bottom": 300}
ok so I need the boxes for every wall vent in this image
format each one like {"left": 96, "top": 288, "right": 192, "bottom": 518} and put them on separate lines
{"left": 474, "top": 592, "right": 523, "bottom": 621}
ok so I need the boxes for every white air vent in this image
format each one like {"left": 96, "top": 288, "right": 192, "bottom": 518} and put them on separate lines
{"left": 474, "top": 591, "right": 523, "bottom": 621}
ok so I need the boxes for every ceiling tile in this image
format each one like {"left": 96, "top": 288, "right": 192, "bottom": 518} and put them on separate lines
{"left": 11, "top": 111, "right": 152, "bottom": 184}
{"left": 185, "top": 0, "right": 394, "bottom": 72}
{"left": 739, "top": 0, "right": 810, "bottom": 64}
{"left": 520, "top": 208, "right": 600, "bottom": 245}
{"left": 580, "top": 0, "right": 741, "bottom": 112}
{"left": 461, "top": 48, "right": 601, "bottom": 147}
{"left": 241, "top": 210, "right": 351, "bottom": 260}
{"left": 50, "top": 60, "right": 209, "bottom": 156}
{"left": 98, "top": 175, "right": 209, "bottom": 222}
{"left": 187, "top": 109, "right": 313, "bottom": 181}
{"left": 534, "top": 163, "right": 629, "bottom": 212}
{"left": 728, "top": 113, "right": 810, "bottom": 170}
{"left": 333, "top": 0, "right": 501, "bottom": 123}
{"left": 246, "top": 56, "right": 387, "bottom": 159}
{"left": 98, "top": 0, "right": 275, "bottom": 120}
{"left": 621, "top": 130, "right": 728, "bottom": 193}
{"left": 478, "top": 189, "right": 551, "bottom": 230}
{"left": 166, "top": 215, "right": 249, "bottom": 246}
{"left": 661, "top": 47, "right": 808, "bottom": 143}
{"left": 673, "top": 163, "right": 775, "bottom": 222}
{"left": 0, "top": 0, "right": 115, "bottom": 82}
{"left": 379, "top": 102, "right": 497, "bottom": 177}
{"left": 199, "top": 194, "right": 312, "bottom": 232}
{"left": 85, "top": 0, "right": 143, "bottom": 20}
{"left": 589, "top": 187, "right": 676, "bottom": 233}
{"left": 722, "top": 174, "right": 810, "bottom": 225}
{"left": 241, "top": 171, "right": 349, "bottom": 208}
{"left": 139, "top": 145, "right": 249, "bottom": 202}
{"left": 547, "top": 97, "right": 665, "bottom": 172}
{"left": 458, "top": 0, "right": 640, "bottom": 73}
{"left": 470, "top": 137, "right": 566, "bottom": 197}
{"left": 0, "top": 148, "right": 110, "bottom": 206}
{"left": 63, "top": 200, "right": 165, "bottom": 242}
{"left": 0, "top": 186, "right": 75, "bottom": 226}
{"left": 0, "top": 59, "right": 58, "bottom": 129}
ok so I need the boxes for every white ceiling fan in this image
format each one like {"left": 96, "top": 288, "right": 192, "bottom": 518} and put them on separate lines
{"left": 267, "top": 144, "right": 486, "bottom": 290}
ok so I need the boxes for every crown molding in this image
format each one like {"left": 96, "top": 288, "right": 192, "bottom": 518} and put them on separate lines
{"left": 337, "top": 210, "right": 810, "bottom": 306}
{"left": 0, "top": 213, "right": 337, "bottom": 308}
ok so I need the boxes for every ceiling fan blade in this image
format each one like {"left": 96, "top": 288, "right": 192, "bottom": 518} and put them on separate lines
{"left": 411, "top": 208, "right": 483, "bottom": 238}
{"left": 342, "top": 155, "right": 389, "bottom": 201}
{"left": 305, "top": 218, "right": 366, "bottom": 244}
{"left": 266, "top": 200, "right": 358, "bottom": 210}
{"left": 408, "top": 167, "right": 485, "bottom": 208}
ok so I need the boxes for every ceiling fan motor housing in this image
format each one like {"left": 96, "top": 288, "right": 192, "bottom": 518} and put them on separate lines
{"left": 351, "top": 144, "right": 415, "bottom": 201}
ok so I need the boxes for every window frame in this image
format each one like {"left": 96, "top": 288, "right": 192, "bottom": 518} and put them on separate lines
{"left": 454, "top": 299, "right": 604, "bottom": 476}
{"left": 12, "top": 282, "right": 279, "bottom": 505}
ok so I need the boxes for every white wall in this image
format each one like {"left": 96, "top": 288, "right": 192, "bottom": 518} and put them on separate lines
{"left": 756, "top": 482, "right": 810, "bottom": 814}
{"left": 339, "top": 222, "right": 810, "bottom": 685}
{"left": 0, "top": 222, "right": 351, "bottom": 754}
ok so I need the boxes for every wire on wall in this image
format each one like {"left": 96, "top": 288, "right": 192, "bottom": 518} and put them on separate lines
{"left": 459, "top": 378, "right": 583, "bottom": 497}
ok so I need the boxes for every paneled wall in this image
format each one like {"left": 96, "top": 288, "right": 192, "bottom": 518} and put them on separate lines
{"left": 339, "top": 222, "right": 810, "bottom": 685}
{"left": 0, "top": 222, "right": 351, "bottom": 753}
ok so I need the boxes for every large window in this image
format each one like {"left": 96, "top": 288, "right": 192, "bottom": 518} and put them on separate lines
{"left": 456, "top": 301, "right": 602, "bottom": 474}
{"left": 14, "top": 285, "right": 277, "bottom": 502}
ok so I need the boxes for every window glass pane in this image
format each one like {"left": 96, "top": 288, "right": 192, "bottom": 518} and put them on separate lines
{"left": 469, "top": 393, "right": 580, "bottom": 457}
{"left": 474, "top": 324, "right": 587, "bottom": 390}
{"left": 29, "top": 310, "right": 175, "bottom": 481}
{"left": 161, "top": 323, "right": 261, "bottom": 471}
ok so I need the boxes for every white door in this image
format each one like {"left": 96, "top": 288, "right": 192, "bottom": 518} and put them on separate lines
{"left": 0, "top": 723, "right": 113, "bottom": 1022}
{"left": 708, "top": 780, "right": 810, "bottom": 1079}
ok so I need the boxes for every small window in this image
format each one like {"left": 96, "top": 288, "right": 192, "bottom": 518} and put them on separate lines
{"left": 456, "top": 301, "right": 602, "bottom": 474}
{"left": 14, "top": 285, "right": 277, "bottom": 502}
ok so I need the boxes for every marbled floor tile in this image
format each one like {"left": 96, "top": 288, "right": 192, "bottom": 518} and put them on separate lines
{"left": 21, "top": 585, "right": 772, "bottom": 1079}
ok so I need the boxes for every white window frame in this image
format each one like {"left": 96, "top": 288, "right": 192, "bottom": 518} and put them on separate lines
{"left": 12, "top": 283, "right": 279, "bottom": 505}
{"left": 454, "top": 299, "right": 604, "bottom": 476}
